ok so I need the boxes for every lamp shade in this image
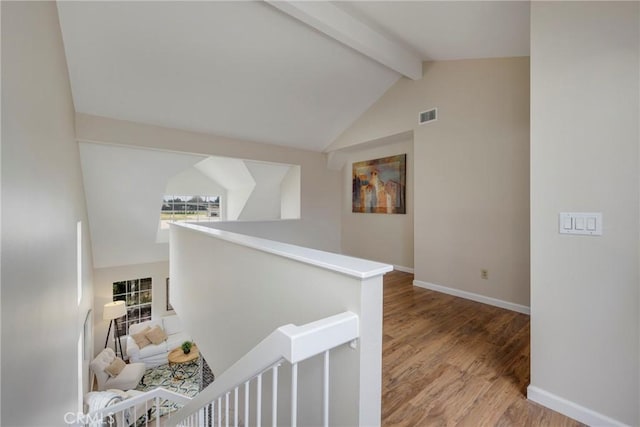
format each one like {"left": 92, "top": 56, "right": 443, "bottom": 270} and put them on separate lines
{"left": 103, "top": 300, "right": 126, "bottom": 320}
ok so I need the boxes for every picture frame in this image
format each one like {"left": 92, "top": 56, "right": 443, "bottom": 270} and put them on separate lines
{"left": 166, "top": 277, "right": 174, "bottom": 311}
{"left": 352, "top": 154, "right": 406, "bottom": 214}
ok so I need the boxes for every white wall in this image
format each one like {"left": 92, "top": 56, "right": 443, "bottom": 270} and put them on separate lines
{"left": 329, "top": 57, "right": 530, "bottom": 309}
{"left": 92, "top": 261, "right": 170, "bottom": 357}
{"left": 194, "top": 156, "right": 255, "bottom": 221}
{"left": 529, "top": 2, "right": 639, "bottom": 425}
{"left": 79, "top": 142, "right": 207, "bottom": 268}
{"left": 238, "top": 161, "right": 290, "bottom": 220}
{"left": 1, "top": 2, "right": 95, "bottom": 424}
{"left": 340, "top": 139, "right": 414, "bottom": 270}
{"left": 164, "top": 167, "right": 227, "bottom": 200}
{"left": 170, "top": 224, "right": 387, "bottom": 426}
{"left": 76, "top": 114, "right": 342, "bottom": 253}
{"left": 280, "top": 165, "right": 301, "bottom": 219}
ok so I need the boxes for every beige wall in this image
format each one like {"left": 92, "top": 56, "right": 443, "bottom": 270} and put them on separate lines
{"left": 340, "top": 139, "right": 414, "bottom": 270}
{"left": 1, "top": 2, "right": 95, "bottom": 424}
{"left": 92, "top": 261, "right": 171, "bottom": 357}
{"left": 331, "top": 57, "right": 530, "bottom": 308}
{"left": 76, "top": 114, "right": 342, "bottom": 253}
{"left": 530, "top": 2, "right": 639, "bottom": 425}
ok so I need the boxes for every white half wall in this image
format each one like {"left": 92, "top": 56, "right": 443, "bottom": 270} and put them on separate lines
{"left": 530, "top": 2, "right": 639, "bottom": 425}
{"left": 1, "top": 2, "right": 95, "bottom": 424}
{"left": 170, "top": 224, "right": 390, "bottom": 426}
{"left": 339, "top": 138, "right": 414, "bottom": 269}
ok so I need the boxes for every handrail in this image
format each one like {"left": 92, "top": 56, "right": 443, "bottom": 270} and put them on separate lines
{"left": 84, "top": 387, "right": 191, "bottom": 422}
{"left": 167, "top": 311, "right": 359, "bottom": 426}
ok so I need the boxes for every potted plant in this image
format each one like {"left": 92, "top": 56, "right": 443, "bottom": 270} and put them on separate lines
{"left": 181, "top": 341, "right": 193, "bottom": 354}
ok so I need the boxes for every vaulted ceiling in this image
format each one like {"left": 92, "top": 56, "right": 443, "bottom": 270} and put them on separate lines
{"left": 61, "top": 1, "right": 530, "bottom": 268}
{"left": 57, "top": 1, "right": 530, "bottom": 152}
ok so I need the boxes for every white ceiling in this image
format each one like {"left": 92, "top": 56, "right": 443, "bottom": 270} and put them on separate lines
{"left": 337, "top": 1, "right": 530, "bottom": 61}
{"left": 57, "top": 1, "right": 530, "bottom": 152}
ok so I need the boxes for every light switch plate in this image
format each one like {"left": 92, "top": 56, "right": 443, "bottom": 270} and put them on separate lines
{"left": 559, "top": 212, "right": 602, "bottom": 236}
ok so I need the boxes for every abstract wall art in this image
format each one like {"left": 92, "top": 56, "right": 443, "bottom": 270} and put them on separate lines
{"left": 352, "top": 154, "right": 406, "bottom": 214}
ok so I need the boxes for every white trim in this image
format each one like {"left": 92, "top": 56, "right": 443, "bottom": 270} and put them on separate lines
{"left": 527, "top": 386, "right": 628, "bottom": 427}
{"left": 393, "top": 265, "right": 414, "bottom": 274}
{"left": 174, "top": 222, "right": 393, "bottom": 279}
{"left": 413, "top": 279, "right": 530, "bottom": 315}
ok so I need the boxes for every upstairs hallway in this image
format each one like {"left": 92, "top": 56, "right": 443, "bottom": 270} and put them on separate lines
{"left": 382, "top": 271, "right": 583, "bottom": 426}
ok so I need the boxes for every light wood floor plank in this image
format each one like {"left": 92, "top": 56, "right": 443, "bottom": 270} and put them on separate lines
{"left": 382, "top": 271, "right": 584, "bottom": 427}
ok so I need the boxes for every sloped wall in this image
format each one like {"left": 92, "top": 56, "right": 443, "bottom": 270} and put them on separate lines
{"left": 1, "top": 2, "right": 95, "bottom": 424}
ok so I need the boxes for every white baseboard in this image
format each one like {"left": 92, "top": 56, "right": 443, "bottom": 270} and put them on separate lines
{"left": 527, "top": 385, "right": 628, "bottom": 427}
{"left": 393, "top": 265, "right": 414, "bottom": 274}
{"left": 413, "top": 279, "right": 530, "bottom": 315}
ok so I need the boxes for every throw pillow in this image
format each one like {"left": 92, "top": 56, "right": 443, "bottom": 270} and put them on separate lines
{"left": 104, "top": 357, "right": 126, "bottom": 378}
{"left": 145, "top": 325, "right": 168, "bottom": 345}
{"left": 132, "top": 326, "right": 152, "bottom": 349}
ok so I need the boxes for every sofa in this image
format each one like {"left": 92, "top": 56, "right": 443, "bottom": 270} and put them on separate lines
{"left": 90, "top": 347, "right": 146, "bottom": 391}
{"left": 126, "top": 315, "right": 190, "bottom": 368}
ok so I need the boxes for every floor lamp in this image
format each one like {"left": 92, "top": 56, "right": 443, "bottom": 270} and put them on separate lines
{"left": 104, "top": 301, "right": 126, "bottom": 358}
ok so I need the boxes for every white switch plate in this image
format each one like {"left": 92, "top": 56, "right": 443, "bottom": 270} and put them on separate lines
{"left": 559, "top": 212, "right": 602, "bottom": 236}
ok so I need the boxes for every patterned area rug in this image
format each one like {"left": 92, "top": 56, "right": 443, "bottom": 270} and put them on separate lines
{"left": 135, "top": 362, "right": 200, "bottom": 420}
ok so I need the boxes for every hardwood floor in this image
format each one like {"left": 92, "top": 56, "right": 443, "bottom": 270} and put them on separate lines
{"left": 381, "top": 271, "right": 584, "bottom": 427}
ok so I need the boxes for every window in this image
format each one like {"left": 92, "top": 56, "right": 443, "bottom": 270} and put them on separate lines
{"left": 160, "top": 195, "right": 220, "bottom": 229}
{"left": 112, "top": 277, "right": 152, "bottom": 336}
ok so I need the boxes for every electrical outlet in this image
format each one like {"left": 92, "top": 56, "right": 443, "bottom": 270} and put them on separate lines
{"left": 481, "top": 269, "right": 488, "bottom": 280}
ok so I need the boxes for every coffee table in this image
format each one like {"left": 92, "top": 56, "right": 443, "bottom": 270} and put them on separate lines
{"left": 168, "top": 344, "right": 200, "bottom": 380}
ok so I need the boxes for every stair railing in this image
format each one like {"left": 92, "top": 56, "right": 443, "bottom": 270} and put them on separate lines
{"left": 81, "top": 387, "right": 194, "bottom": 426}
{"left": 167, "top": 311, "right": 359, "bottom": 427}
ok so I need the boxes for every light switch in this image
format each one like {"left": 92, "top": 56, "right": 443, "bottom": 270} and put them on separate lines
{"left": 559, "top": 212, "right": 602, "bottom": 236}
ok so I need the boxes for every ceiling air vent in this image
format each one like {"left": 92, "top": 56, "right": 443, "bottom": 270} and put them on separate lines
{"left": 419, "top": 108, "right": 437, "bottom": 125}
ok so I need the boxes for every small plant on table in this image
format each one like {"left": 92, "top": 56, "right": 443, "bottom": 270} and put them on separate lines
{"left": 181, "top": 341, "right": 193, "bottom": 354}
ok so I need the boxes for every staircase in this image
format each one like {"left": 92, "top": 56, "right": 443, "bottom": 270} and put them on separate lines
{"left": 169, "top": 311, "right": 359, "bottom": 427}
{"left": 81, "top": 312, "right": 358, "bottom": 427}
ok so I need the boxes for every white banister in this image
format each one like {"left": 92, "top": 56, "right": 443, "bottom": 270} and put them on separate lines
{"left": 225, "top": 392, "right": 230, "bottom": 427}
{"left": 323, "top": 350, "right": 330, "bottom": 427}
{"left": 167, "top": 311, "right": 359, "bottom": 427}
{"left": 244, "top": 381, "right": 249, "bottom": 426}
{"left": 234, "top": 387, "right": 239, "bottom": 427}
{"left": 82, "top": 387, "right": 192, "bottom": 427}
{"left": 256, "top": 373, "right": 262, "bottom": 427}
{"left": 272, "top": 365, "right": 279, "bottom": 426}
{"left": 291, "top": 362, "right": 298, "bottom": 427}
